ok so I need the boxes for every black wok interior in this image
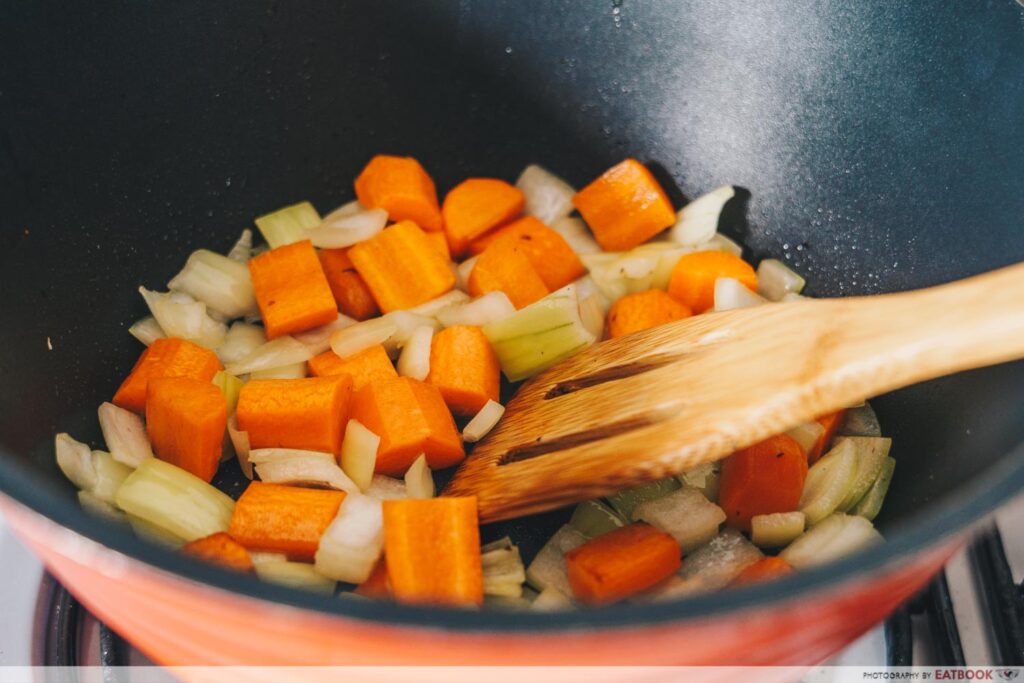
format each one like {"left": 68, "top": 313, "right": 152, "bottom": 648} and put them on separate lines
{"left": 2, "top": 0, "right": 1024, "bottom": 622}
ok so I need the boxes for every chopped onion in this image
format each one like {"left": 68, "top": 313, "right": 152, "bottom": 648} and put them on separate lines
{"left": 786, "top": 421, "right": 826, "bottom": 456}
{"left": 436, "top": 291, "right": 516, "bottom": 329}
{"left": 292, "top": 314, "right": 358, "bottom": 355}
{"left": 366, "top": 475, "right": 407, "bottom": 500}
{"left": 408, "top": 290, "right": 471, "bottom": 319}
{"left": 340, "top": 419, "right": 379, "bottom": 492}
{"left": 211, "top": 371, "right": 244, "bottom": 413}
{"left": 128, "top": 316, "right": 165, "bottom": 346}
{"left": 386, "top": 311, "right": 441, "bottom": 347}
{"left": 550, "top": 217, "right": 601, "bottom": 255}
{"left": 702, "top": 232, "right": 744, "bottom": 258}
{"left": 568, "top": 500, "right": 624, "bottom": 538}
{"left": 713, "top": 277, "right": 767, "bottom": 311}
{"left": 525, "top": 525, "right": 587, "bottom": 595}
{"left": 481, "top": 536, "right": 527, "bottom": 598}
{"left": 757, "top": 258, "right": 806, "bottom": 301}
{"left": 224, "top": 335, "right": 313, "bottom": 376}
{"left": 677, "top": 529, "right": 763, "bottom": 589}
{"left": 330, "top": 316, "right": 399, "bottom": 358}
{"left": 55, "top": 433, "right": 97, "bottom": 491}
{"left": 78, "top": 490, "right": 128, "bottom": 523}
{"left": 780, "top": 513, "right": 882, "bottom": 569}
{"left": 396, "top": 326, "right": 433, "bottom": 380}
{"left": 515, "top": 165, "right": 576, "bottom": 224}
{"left": 115, "top": 458, "right": 235, "bottom": 543}
{"left": 403, "top": 454, "right": 435, "bottom": 499}
{"left": 462, "top": 400, "right": 505, "bottom": 443}
{"left": 226, "top": 229, "right": 253, "bottom": 263}
{"left": 250, "top": 448, "right": 357, "bottom": 492}
{"left": 254, "top": 560, "right": 336, "bottom": 593}
{"left": 634, "top": 487, "right": 726, "bottom": 553}
{"left": 227, "top": 415, "right": 252, "bottom": 480}
{"left": 582, "top": 251, "right": 659, "bottom": 303}
{"left": 531, "top": 586, "right": 572, "bottom": 611}
{"left": 90, "top": 450, "right": 133, "bottom": 504}
{"left": 314, "top": 493, "right": 384, "bottom": 583}
{"left": 249, "top": 551, "right": 289, "bottom": 565}
{"left": 254, "top": 201, "right": 321, "bottom": 249}
{"left": 250, "top": 361, "right": 307, "bottom": 380}
{"left": 751, "top": 511, "right": 806, "bottom": 548}
{"left": 98, "top": 402, "right": 154, "bottom": 468}
{"left": 216, "top": 322, "right": 267, "bottom": 366}
{"left": 139, "top": 288, "right": 227, "bottom": 350}
{"left": 456, "top": 255, "right": 479, "bottom": 292}
{"left": 306, "top": 206, "right": 388, "bottom": 249}
{"left": 168, "top": 249, "right": 258, "bottom": 319}
{"left": 669, "top": 186, "right": 735, "bottom": 246}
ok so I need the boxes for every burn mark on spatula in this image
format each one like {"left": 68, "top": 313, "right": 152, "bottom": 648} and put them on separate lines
{"left": 498, "top": 412, "right": 669, "bottom": 465}
{"left": 544, "top": 353, "right": 683, "bottom": 399}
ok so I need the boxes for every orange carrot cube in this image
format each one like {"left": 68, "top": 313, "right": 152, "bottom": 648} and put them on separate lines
{"left": 228, "top": 481, "right": 345, "bottom": 561}
{"left": 468, "top": 216, "right": 584, "bottom": 291}
{"left": 236, "top": 376, "right": 353, "bottom": 455}
{"left": 307, "top": 344, "right": 397, "bottom": 391}
{"left": 145, "top": 377, "right": 227, "bottom": 483}
{"left": 442, "top": 178, "right": 525, "bottom": 256}
{"left": 318, "top": 248, "right": 380, "bottom": 321}
{"left": 426, "top": 326, "right": 500, "bottom": 416}
{"left": 468, "top": 239, "right": 549, "bottom": 310}
{"left": 182, "top": 532, "right": 254, "bottom": 573}
{"left": 572, "top": 159, "right": 676, "bottom": 251}
{"left": 249, "top": 240, "right": 338, "bottom": 339}
{"left": 112, "top": 338, "right": 222, "bottom": 414}
{"left": 566, "top": 522, "right": 681, "bottom": 605}
{"left": 667, "top": 250, "right": 758, "bottom": 314}
{"left": 606, "top": 289, "right": 693, "bottom": 339}
{"left": 355, "top": 155, "right": 443, "bottom": 232}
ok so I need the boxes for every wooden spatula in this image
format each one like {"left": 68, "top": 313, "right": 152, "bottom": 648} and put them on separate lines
{"left": 445, "top": 262, "right": 1024, "bottom": 523}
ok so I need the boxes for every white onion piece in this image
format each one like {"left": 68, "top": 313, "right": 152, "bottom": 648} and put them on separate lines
{"left": 224, "top": 335, "right": 313, "bottom": 376}
{"left": 531, "top": 586, "right": 572, "bottom": 611}
{"left": 757, "top": 258, "right": 806, "bottom": 301}
{"left": 403, "top": 454, "right": 435, "bottom": 499}
{"left": 515, "top": 165, "right": 576, "bottom": 224}
{"left": 340, "top": 419, "right": 379, "bottom": 492}
{"left": 128, "top": 316, "right": 166, "bottom": 346}
{"left": 226, "top": 229, "right": 253, "bottom": 263}
{"left": 781, "top": 292, "right": 807, "bottom": 302}
{"left": 386, "top": 311, "right": 441, "bottom": 348}
{"left": 314, "top": 493, "right": 384, "bottom": 583}
{"left": 139, "top": 288, "right": 227, "bottom": 349}
{"left": 292, "top": 315, "right": 358, "bottom": 355}
{"left": 366, "top": 475, "right": 407, "bottom": 500}
{"left": 582, "top": 252, "right": 659, "bottom": 303}
{"left": 397, "top": 326, "right": 433, "bottom": 381}
{"left": 436, "top": 291, "right": 516, "bottom": 329}
{"left": 713, "top": 277, "right": 767, "bottom": 311}
{"left": 250, "top": 448, "right": 357, "bottom": 492}
{"left": 90, "top": 450, "right": 133, "bottom": 504}
{"left": 326, "top": 199, "right": 363, "bottom": 218}
{"left": 669, "top": 186, "right": 735, "bottom": 246}
{"left": 216, "top": 322, "right": 267, "bottom": 366}
{"left": 456, "top": 255, "right": 479, "bottom": 292}
{"left": 698, "top": 232, "right": 744, "bottom": 258}
{"left": 249, "top": 551, "right": 288, "bottom": 565}
{"left": 98, "top": 402, "right": 154, "bottom": 468}
{"left": 463, "top": 400, "right": 505, "bottom": 443}
{"left": 306, "top": 207, "right": 388, "bottom": 249}
{"left": 550, "top": 217, "right": 601, "bottom": 255}
{"left": 78, "top": 490, "right": 128, "bottom": 523}
{"left": 55, "top": 433, "right": 97, "bottom": 491}
{"left": 227, "top": 415, "right": 253, "bottom": 480}
{"left": 330, "top": 317, "right": 399, "bottom": 359}
{"left": 168, "top": 249, "right": 257, "bottom": 319}
{"left": 250, "top": 362, "right": 307, "bottom": 380}
{"left": 408, "top": 290, "right": 471, "bottom": 319}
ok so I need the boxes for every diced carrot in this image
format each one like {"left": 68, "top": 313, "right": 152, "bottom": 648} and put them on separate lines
{"left": 667, "top": 251, "right": 758, "bottom": 314}
{"left": 235, "top": 376, "right": 353, "bottom": 455}
{"left": 145, "top": 377, "right": 227, "bottom": 483}
{"left": 308, "top": 344, "right": 397, "bottom": 391}
{"left": 571, "top": 159, "right": 676, "bottom": 251}
{"left": 228, "top": 481, "right": 345, "bottom": 562}
{"left": 424, "top": 230, "right": 451, "bottom": 261}
{"left": 112, "top": 338, "right": 222, "bottom": 414}
{"left": 382, "top": 497, "right": 482, "bottom": 607}
{"left": 731, "top": 556, "right": 794, "bottom": 586}
{"left": 808, "top": 410, "right": 847, "bottom": 464}
{"left": 467, "top": 216, "right": 584, "bottom": 291}
{"left": 719, "top": 434, "right": 808, "bottom": 532}
{"left": 354, "top": 155, "right": 442, "bottom": 231}
{"left": 468, "top": 239, "right": 549, "bottom": 310}
{"left": 348, "top": 220, "right": 456, "bottom": 313}
{"left": 249, "top": 240, "right": 338, "bottom": 339}
{"left": 350, "top": 376, "right": 464, "bottom": 475}
{"left": 354, "top": 557, "right": 390, "bottom": 599}
{"left": 182, "top": 532, "right": 254, "bottom": 573}
{"left": 426, "top": 326, "right": 500, "bottom": 416}
{"left": 442, "top": 178, "right": 525, "bottom": 256}
{"left": 606, "top": 289, "right": 693, "bottom": 339}
{"left": 318, "top": 248, "right": 380, "bottom": 321}
{"left": 565, "top": 522, "right": 681, "bottom": 605}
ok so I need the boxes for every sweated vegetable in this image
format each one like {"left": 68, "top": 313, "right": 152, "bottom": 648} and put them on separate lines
{"left": 481, "top": 536, "right": 527, "bottom": 598}
{"left": 751, "top": 511, "right": 806, "bottom": 548}
{"left": 169, "top": 249, "right": 258, "bottom": 319}
{"left": 633, "top": 486, "right": 726, "bottom": 552}
{"left": 255, "top": 201, "right": 321, "bottom": 249}
{"left": 98, "top": 402, "right": 154, "bottom": 467}
{"left": 340, "top": 419, "right": 380, "bottom": 492}
{"left": 568, "top": 500, "right": 625, "bottom": 538}
{"left": 314, "top": 493, "right": 384, "bottom": 584}
{"left": 525, "top": 525, "right": 588, "bottom": 595}
{"left": 780, "top": 513, "right": 883, "bottom": 568}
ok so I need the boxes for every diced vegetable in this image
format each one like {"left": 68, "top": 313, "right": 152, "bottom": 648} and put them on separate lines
{"left": 462, "top": 400, "right": 505, "bottom": 443}
{"left": 228, "top": 481, "right": 346, "bottom": 561}
{"left": 314, "top": 493, "right": 384, "bottom": 583}
{"left": 128, "top": 514, "right": 186, "bottom": 548}
{"left": 668, "top": 185, "right": 735, "bottom": 246}
{"left": 146, "top": 377, "right": 227, "bottom": 483}
{"left": 355, "top": 155, "right": 443, "bottom": 232}
{"left": 677, "top": 529, "right": 763, "bottom": 590}
{"left": 701, "top": 232, "right": 744, "bottom": 258}
{"left": 531, "top": 586, "right": 573, "bottom": 611}
{"left": 443, "top": 177, "right": 525, "bottom": 256}
{"left": 606, "top": 477, "right": 681, "bottom": 521}
{"left": 836, "top": 437, "right": 893, "bottom": 512}
{"left": 168, "top": 249, "right": 257, "bottom": 319}
{"left": 396, "top": 326, "right": 433, "bottom": 381}
{"left": 292, "top": 315, "right": 358, "bottom": 356}
{"left": 340, "top": 419, "right": 380, "bottom": 492}
{"left": 236, "top": 376, "right": 353, "bottom": 455}
{"left": 227, "top": 415, "right": 252, "bottom": 479}
{"left": 128, "top": 316, "right": 165, "bottom": 346}
{"left": 223, "top": 335, "right": 312, "bottom": 376}
{"left": 667, "top": 251, "right": 758, "bottom": 314}
{"left": 780, "top": 513, "right": 883, "bottom": 569}
{"left": 840, "top": 402, "right": 882, "bottom": 438}
{"left": 568, "top": 500, "right": 625, "bottom": 538}
{"left": 89, "top": 450, "right": 133, "bottom": 504}
{"left": 436, "top": 291, "right": 516, "bottom": 329}
{"left": 516, "top": 164, "right": 576, "bottom": 224}
{"left": 799, "top": 437, "right": 860, "bottom": 525}
{"left": 216, "top": 322, "right": 267, "bottom": 366}
{"left": 115, "top": 327, "right": 223, "bottom": 413}
{"left": 606, "top": 289, "right": 692, "bottom": 338}
{"left": 582, "top": 250, "right": 660, "bottom": 303}
{"left": 382, "top": 497, "right": 483, "bottom": 607}
{"left": 714, "top": 277, "right": 768, "bottom": 311}
{"left": 183, "top": 532, "right": 254, "bottom": 573}
{"left": 308, "top": 344, "right": 397, "bottom": 390}
{"left": 115, "top": 458, "right": 235, "bottom": 543}
{"left": 808, "top": 410, "right": 847, "bottom": 464}
{"left": 481, "top": 536, "right": 527, "bottom": 598}
{"left": 248, "top": 240, "right": 338, "bottom": 339}
{"left": 750, "top": 511, "right": 806, "bottom": 548}
{"left": 572, "top": 159, "right": 676, "bottom": 251}
{"left": 565, "top": 523, "right": 681, "bottom": 605}
{"left": 254, "top": 560, "right": 336, "bottom": 593}
{"left": 455, "top": 255, "right": 479, "bottom": 293}
{"left": 329, "top": 316, "right": 400, "bottom": 359}
{"left": 550, "top": 217, "right": 602, "bottom": 255}
{"left": 366, "top": 475, "right": 408, "bottom": 500}
{"left": 633, "top": 487, "right": 727, "bottom": 553}
{"left": 318, "top": 248, "right": 381, "bottom": 321}
{"left": 426, "top": 325, "right": 500, "bottom": 416}
{"left": 386, "top": 310, "right": 442, "bottom": 347}
{"left": 731, "top": 556, "right": 794, "bottom": 585}
{"left": 249, "top": 448, "right": 357, "bottom": 492}
{"left": 226, "top": 229, "right": 253, "bottom": 263}
{"left": 254, "top": 201, "right": 321, "bottom": 249}
{"left": 249, "top": 362, "right": 307, "bottom": 380}
{"left": 425, "top": 230, "right": 451, "bottom": 260}
{"left": 407, "top": 290, "right": 471, "bottom": 319}
{"left": 757, "top": 258, "right": 806, "bottom": 301}
{"left": 719, "top": 434, "right": 807, "bottom": 531}
{"left": 211, "top": 371, "right": 244, "bottom": 414}
{"left": 404, "top": 454, "right": 435, "bottom": 499}
{"left": 470, "top": 217, "right": 586, "bottom": 292}
{"left": 786, "top": 421, "right": 826, "bottom": 459}
{"left": 138, "top": 288, "right": 227, "bottom": 350}
{"left": 78, "top": 490, "right": 128, "bottom": 523}
{"left": 678, "top": 461, "right": 722, "bottom": 502}
{"left": 525, "top": 525, "right": 588, "bottom": 595}
{"left": 306, "top": 206, "right": 388, "bottom": 249}
{"left": 98, "top": 402, "right": 154, "bottom": 468}
{"left": 851, "top": 457, "right": 896, "bottom": 521}
{"left": 469, "top": 238, "right": 550, "bottom": 310}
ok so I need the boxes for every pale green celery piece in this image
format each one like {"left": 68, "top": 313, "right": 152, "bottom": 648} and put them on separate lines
{"left": 569, "top": 500, "right": 625, "bottom": 538}
{"left": 128, "top": 514, "right": 185, "bottom": 548}
{"left": 799, "top": 437, "right": 859, "bottom": 525}
{"left": 835, "top": 437, "right": 892, "bottom": 512}
{"left": 851, "top": 457, "right": 896, "bottom": 521}
{"left": 212, "top": 371, "right": 245, "bottom": 413}
{"left": 255, "top": 201, "right": 321, "bottom": 249}
{"left": 488, "top": 323, "right": 592, "bottom": 382}
{"left": 677, "top": 461, "right": 721, "bottom": 502}
{"left": 525, "top": 525, "right": 588, "bottom": 595}
{"left": 90, "top": 450, "right": 133, "bottom": 504}
{"left": 606, "top": 477, "right": 681, "bottom": 521}
{"left": 633, "top": 487, "right": 726, "bottom": 553}
{"left": 483, "top": 295, "right": 576, "bottom": 340}
{"left": 254, "top": 560, "right": 336, "bottom": 593}
{"left": 78, "top": 490, "right": 128, "bottom": 524}
{"left": 779, "top": 513, "right": 883, "bottom": 569}
{"left": 116, "top": 458, "right": 234, "bottom": 543}
{"left": 756, "top": 258, "right": 806, "bottom": 301}
{"left": 128, "top": 316, "right": 166, "bottom": 346}
{"left": 839, "top": 402, "right": 882, "bottom": 437}
{"left": 750, "top": 511, "right": 806, "bottom": 548}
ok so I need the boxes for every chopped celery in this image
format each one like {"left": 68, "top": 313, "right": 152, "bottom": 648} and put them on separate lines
{"left": 851, "top": 457, "right": 896, "bottom": 521}
{"left": 677, "top": 461, "right": 721, "bottom": 502}
{"left": 128, "top": 514, "right": 185, "bottom": 548}
{"left": 799, "top": 438, "right": 859, "bottom": 525}
{"left": 224, "top": 335, "right": 312, "bottom": 376}
{"left": 314, "top": 493, "right": 383, "bottom": 583}
{"left": 78, "top": 490, "right": 128, "bottom": 523}
{"left": 516, "top": 164, "right": 576, "bottom": 224}
{"left": 403, "top": 454, "right": 435, "bottom": 499}
{"left": 531, "top": 586, "right": 573, "bottom": 611}
{"left": 757, "top": 258, "right": 806, "bottom": 301}
{"left": 250, "top": 361, "right": 307, "bottom": 379}
{"left": 633, "top": 487, "right": 726, "bottom": 553}
{"left": 365, "top": 475, "right": 407, "bottom": 501}
{"left": 525, "top": 525, "right": 588, "bottom": 595}
{"left": 340, "top": 420, "right": 380, "bottom": 492}
{"left": 97, "top": 402, "right": 154, "bottom": 468}
{"left": 677, "top": 529, "right": 762, "bottom": 590}
{"left": 462, "top": 400, "right": 505, "bottom": 443}
{"left": 249, "top": 448, "right": 357, "bottom": 492}
{"left": 569, "top": 500, "right": 625, "bottom": 538}
{"left": 780, "top": 513, "right": 883, "bottom": 569}
{"left": 115, "top": 458, "right": 234, "bottom": 543}
{"left": 836, "top": 437, "right": 892, "bottom": 511}
{"left": 211, "top": 371, "right": 244, "bottom": 413}
{"left": 128, "top": 316, "right": 165, "bottom": 346}
{"left": 90, "top": 450, "right": 132, "bottom": 504}
{"left": 226, "top": 229, "right": 253, "bottom": 262}
{"left": 606, "top": 477, "right": 681, "bottom": 521}
{"left": 55, "top": 433, "right": 97, "bottom": 491}
{"left": 839, "top": 402, "right": 882, "bottom": 437}
{"left": 481, "top": 537, "right": 527, "bottom": 598}
{"left": 669, "top": 186, "right": 735, "bottom": 246}
{"left": 138, "top": 288, "right": 227, "bottom": 350}
{"left": 751, "top": 511, "right": 806, "bottom": 548}
{"left": 254, "top": 201, "right": 321, "bottom": 249}
{"left": 254, "top": 560, "right": 336, "bottom": 593}
{"left": 168, "top": 249, "right": 257, "bottom": 319}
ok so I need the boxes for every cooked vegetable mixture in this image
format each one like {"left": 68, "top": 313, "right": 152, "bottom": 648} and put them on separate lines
{"left": 55, "top": 156, "right": 894, "bottom": 609}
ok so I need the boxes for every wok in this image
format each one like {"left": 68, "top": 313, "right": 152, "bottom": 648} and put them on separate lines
{"left": 2, "top": 0, "right": 1024, "bottom": 670}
